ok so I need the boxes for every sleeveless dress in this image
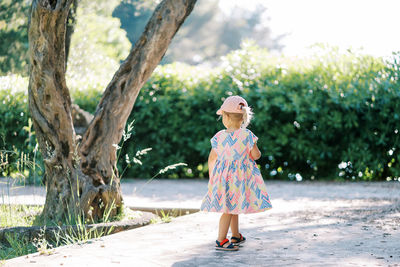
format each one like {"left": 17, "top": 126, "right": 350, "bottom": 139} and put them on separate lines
{"left": 200, "top": 128, "right": 272, "bottom": 214}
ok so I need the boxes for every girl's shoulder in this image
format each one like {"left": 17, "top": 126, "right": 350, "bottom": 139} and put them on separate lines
{"left": 213, "top": 129, "right": 225, "bottom": 137}
{"left": 244, "top": 128, "right": 257, "bottom": 135}
{"left": 212, "top": 128, "right": 255, "bottom": 140}
{"left": 242, "top": 128, "right": 258, "bottom": 145}
{"left": 211, "top": 130, "right": 225, "bottom": 141}
{"left": 241, "top": 128, "right": 256, "bottom": 137}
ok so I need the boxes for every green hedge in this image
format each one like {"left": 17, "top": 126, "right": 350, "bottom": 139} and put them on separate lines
{"left": 0, "top": 76, "right": 42, "bottom": 181}
{"left": 119, "top": 46, "right": 400, "bottom": 181}
{"left": 1, "top": 45, "right": 400, "bottom": 181}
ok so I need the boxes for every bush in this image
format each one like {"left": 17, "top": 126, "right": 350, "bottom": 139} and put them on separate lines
{"left": 0, "top": 75, "right": 29, "bottom": 150}
{"left": 119, "top": 44, "right": 400, "bottom": 181}
{"left": 1, "top": 44, "right": 400, "bottom": 181}
{"left": 0, "top": 76, "right": 43, "bottom": 181}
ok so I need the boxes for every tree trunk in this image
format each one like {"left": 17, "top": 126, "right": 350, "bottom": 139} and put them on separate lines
{"left": 65, "top": 0, "right": 77, "bottom": 69}
{"left": 28, "top": 0, "right": 197, "bottom": 223}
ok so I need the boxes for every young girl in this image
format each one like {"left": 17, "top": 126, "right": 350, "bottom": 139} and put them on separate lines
{"left": 200, "top": 95, "right": 272, "bottom": 251}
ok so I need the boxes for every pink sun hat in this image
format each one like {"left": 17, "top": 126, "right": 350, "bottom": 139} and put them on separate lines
{"left": 216, "top": 95, "right": 248, "bottom": 115}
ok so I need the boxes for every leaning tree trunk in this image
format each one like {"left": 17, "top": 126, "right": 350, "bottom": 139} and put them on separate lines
{"left": 64, "top": 0, "right": 78, "bottom": 69}
{"left": 28, "top": 0, "right": 197, "bottom": 223}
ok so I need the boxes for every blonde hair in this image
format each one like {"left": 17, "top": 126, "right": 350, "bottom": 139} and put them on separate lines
{"left": 242, "top": 106, "right": 253, "bottom": 127}
{"left": 223, "top": 106, "right": 253, "bottom": 128}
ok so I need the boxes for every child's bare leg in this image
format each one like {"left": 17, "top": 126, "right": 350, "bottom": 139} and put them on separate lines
{"left": 218, "top": 213, "right": 233, "bottom": 242}
{"left": 230, "top": 214, "right": 240, "bottom": 238}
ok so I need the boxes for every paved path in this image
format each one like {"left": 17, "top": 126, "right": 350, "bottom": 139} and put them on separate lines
{"left": 0, "top": 178, "right": 205, "bottom": 209}
{"left": 2, "top": 180, "right": 400, "bottom": 266}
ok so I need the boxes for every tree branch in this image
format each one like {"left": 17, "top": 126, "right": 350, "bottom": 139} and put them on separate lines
{"left": 29, "top": 0, "right": 76, "bottom": 165}
{"left": 65, "top": 0, "right": 77, "bottom": 69}
{"left": 80, "top": 0, "right": 197, "bottom": 179}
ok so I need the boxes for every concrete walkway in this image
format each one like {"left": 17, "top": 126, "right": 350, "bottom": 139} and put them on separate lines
{"left": 0, "top": 178, "right": 205, "bottom": 209}
{"left": 2, "top": 180, "right": 400, "bottom": 266}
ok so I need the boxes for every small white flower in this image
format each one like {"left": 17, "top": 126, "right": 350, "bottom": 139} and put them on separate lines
{"left": 338, "top": 162, "right": 347, "bottom": 169}
{"left": 112, "top": 144, "right": 121, "bottom": 150}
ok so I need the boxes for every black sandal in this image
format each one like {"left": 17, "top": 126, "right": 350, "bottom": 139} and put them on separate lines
{"left": 215, "top": 238, "right": 239, "bottom": 251}
{"left": 231, "top": 233, "right": 246, "bottom": 245}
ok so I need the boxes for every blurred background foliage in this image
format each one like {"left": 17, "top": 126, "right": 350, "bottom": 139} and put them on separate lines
{"left": 1, "top": 0, "right": 400, "bottom": 181}
{"left": 66, "top": 0, "right": 131, "bottom": 92}
{"left": 0, "top": 0, "right": 282, "bottom": 76}
{"left": 113, "top": 0, "right": 283, "bottom": 65}
{"left": 2, "top": 43, "right": 400, "bottom": 181}
{"left": 0, "top": 0, "right": 30, "bottom": 75}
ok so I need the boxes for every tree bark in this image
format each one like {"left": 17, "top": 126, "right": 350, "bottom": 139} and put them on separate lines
{"left": 28, "top": 0, "right": 80, "bottom": 223}
{"left": 79, "top": 0, "right": 197, "bottom": 219}
{"left": 64, "top": 0, "right": 77, "bottom": 68}
{"left": 28, "top": 0, "right": 197, "bottom": 223}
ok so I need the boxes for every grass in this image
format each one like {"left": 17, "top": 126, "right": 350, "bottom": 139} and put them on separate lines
{"left": 150, "top": 210, "right": 172, "bottom": 224}
{"left": 0, "top": 122, "right": 188, "bottom": 261}
{"left": 0, "top": 204, "right": 42, "bottom": 228}
{"left": 0, "top": 233, "right": 37, "bottom": 261}
{"left": 0, "top": 200, "right": 185, "bottom": 260}
{"left": 150, "top": 209, "right": 186, "bottom": 224}
{"left": 0, "top": 173, "right": 119, "bottom": 261}
{"left": 0, "top": 204, "right": 182, "bottom": 261}
{"left": 113, "top": 205, "right": 143, "bottom": 222}
{"left": 0, "top": 202, "right": 120, "bottom": 260}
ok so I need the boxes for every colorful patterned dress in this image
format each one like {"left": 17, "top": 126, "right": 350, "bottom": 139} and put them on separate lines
{"left": 200, "top": 128, "right": 272, "bottom": 214}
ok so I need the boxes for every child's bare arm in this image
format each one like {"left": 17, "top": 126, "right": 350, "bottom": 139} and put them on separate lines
{"left": 250, "top": 143, "right": 261, "bottom": 161}
{"left": 208, "top": 149, "right": 218, "bottom": 177}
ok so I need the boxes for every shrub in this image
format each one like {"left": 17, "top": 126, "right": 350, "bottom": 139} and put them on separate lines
{"left": 119, "top": 44, "right": 400, "bottom": 181}
{"left": 0, "top": 76, "right": 45, "bottom": 184}
{"left": 1, "top": 44, "right": 400, "bottom": 181}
